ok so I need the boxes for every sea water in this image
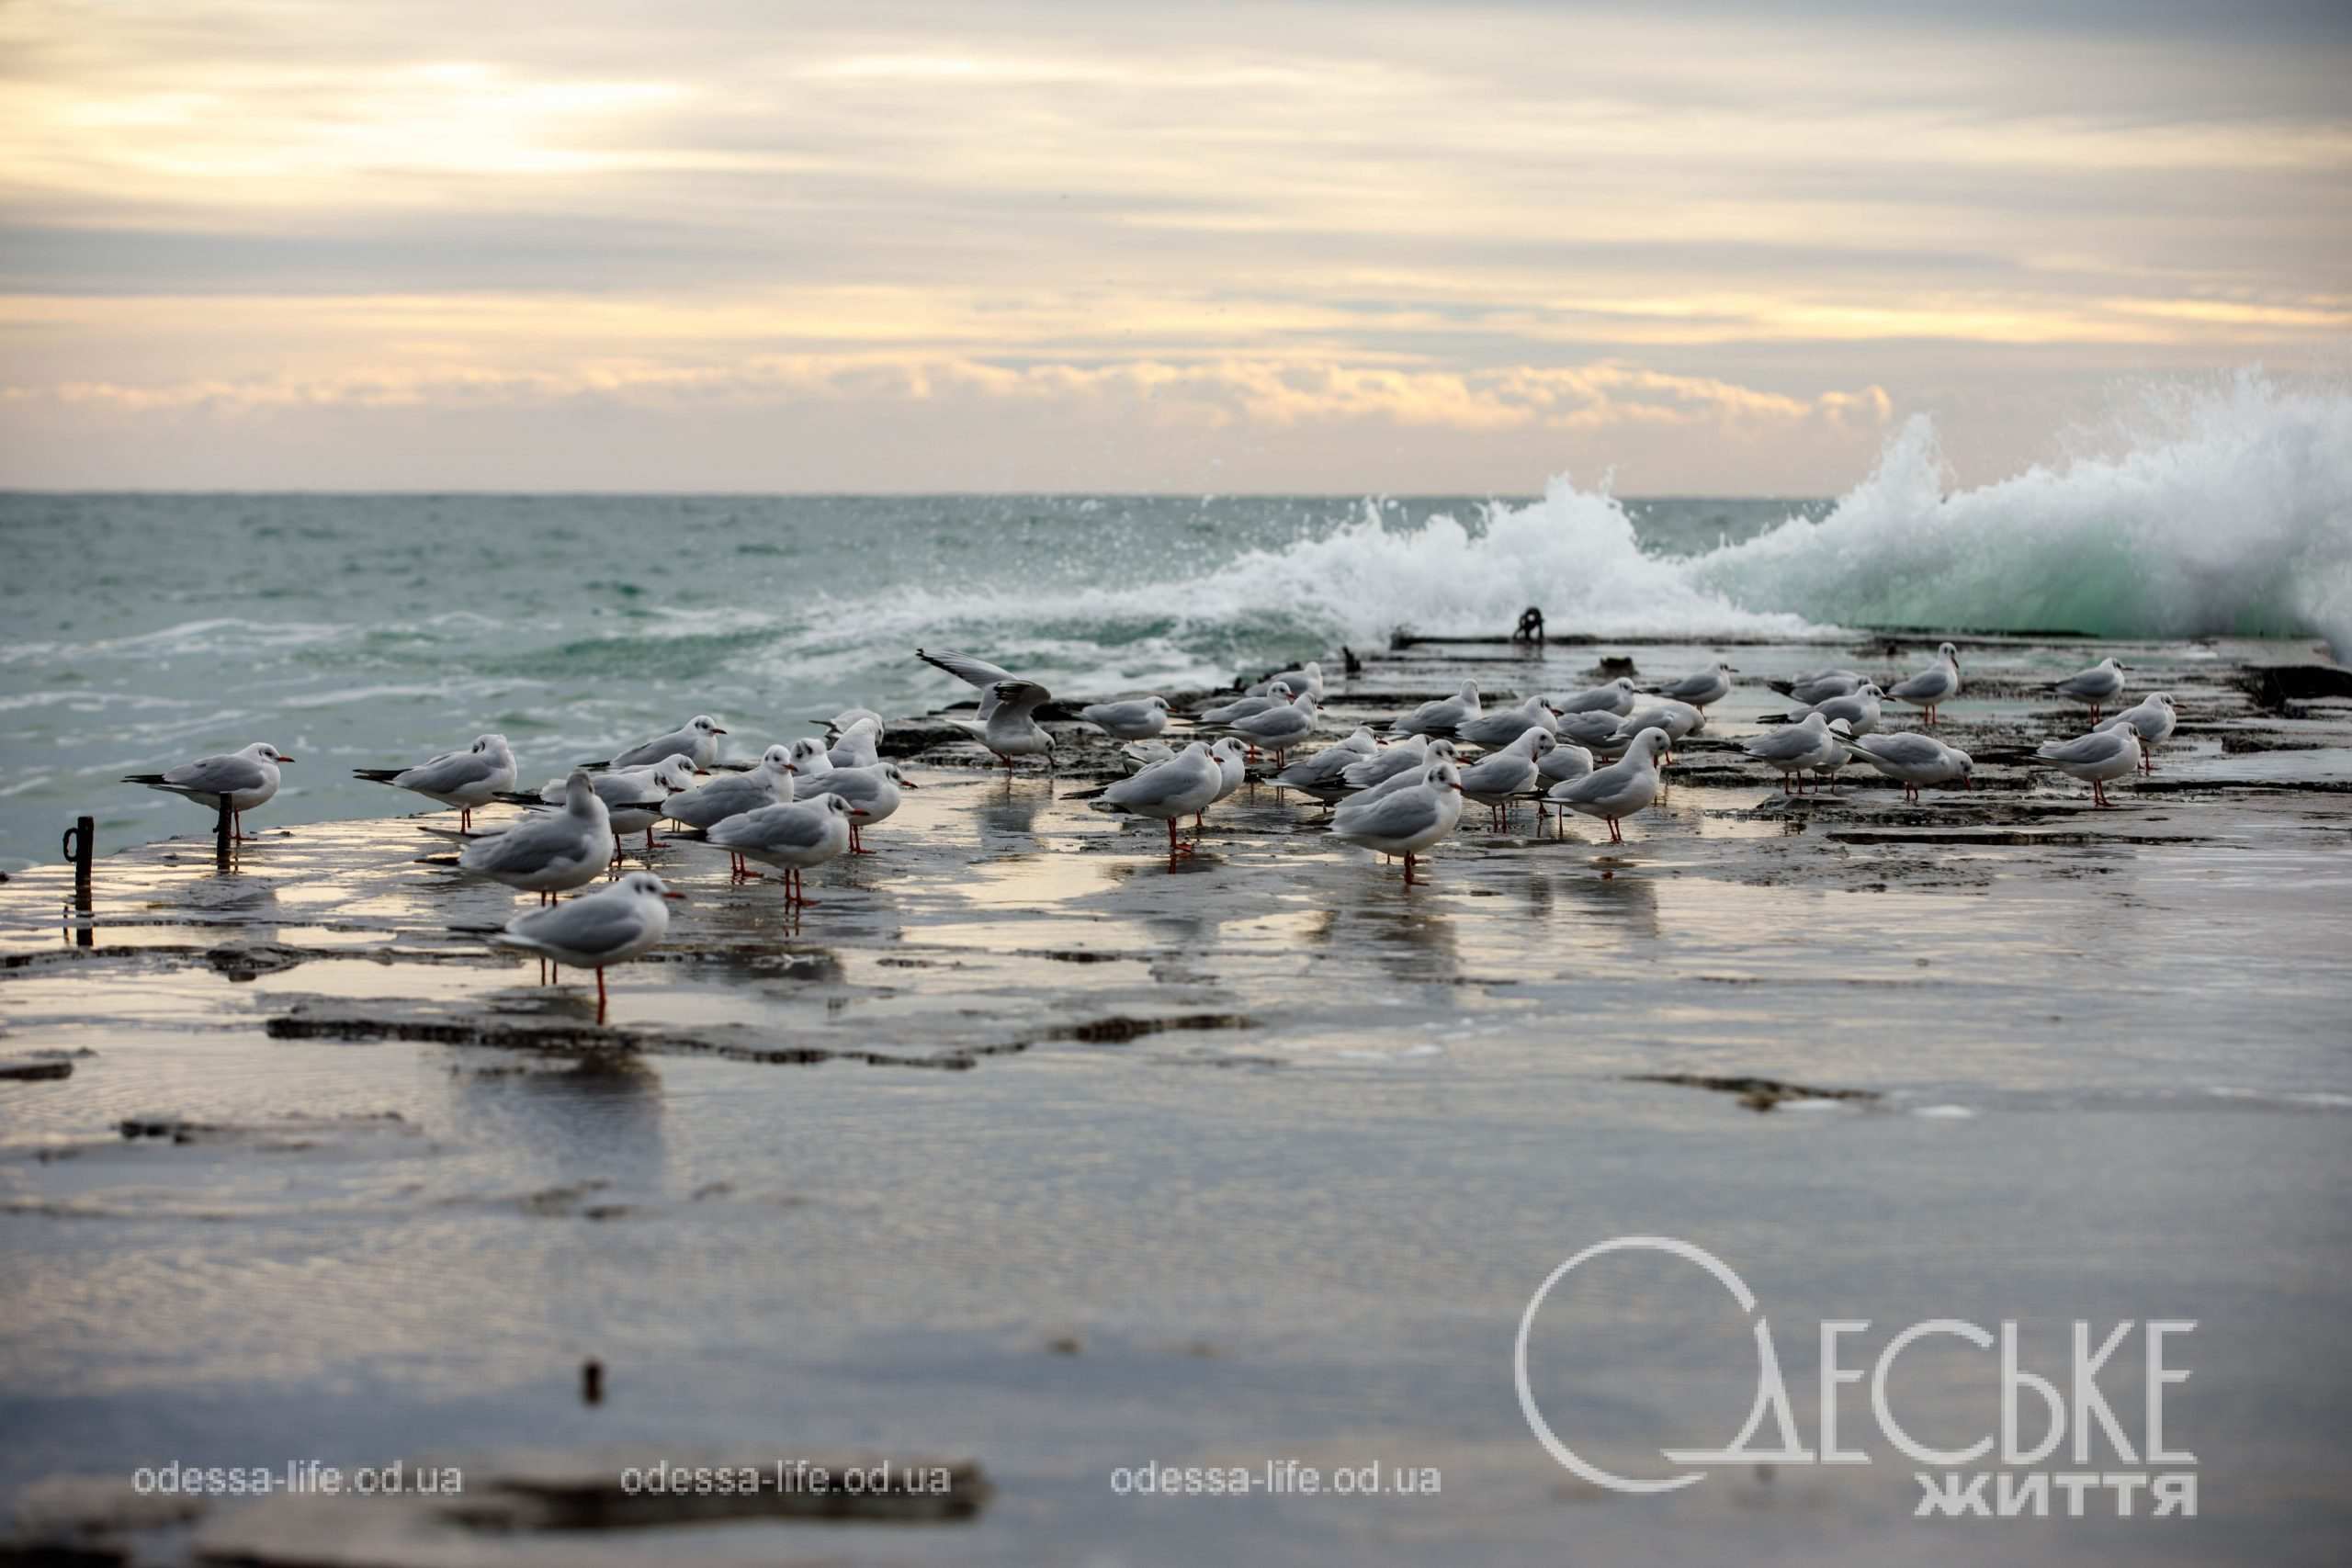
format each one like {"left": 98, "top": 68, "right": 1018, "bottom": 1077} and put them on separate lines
{"left": 1, "top": 370, "right": 2345, "bottom": 867}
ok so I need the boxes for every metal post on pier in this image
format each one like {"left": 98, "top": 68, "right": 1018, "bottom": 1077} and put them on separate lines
{"left": 215, "top": 795, "right": 234, "bottom": 867}
{"left": 62, "top": 816, "right": 95, "bottom": 947}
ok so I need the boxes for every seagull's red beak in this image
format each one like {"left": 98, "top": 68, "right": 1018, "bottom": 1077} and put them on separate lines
{"left": 276, "top": 754, "right": 297, "bottom": 763}
{"left": 712, "top": 727, "right": 729, "bottom": 735}
{"left": 662, "top": 891, "right": 688, "bottom": 900}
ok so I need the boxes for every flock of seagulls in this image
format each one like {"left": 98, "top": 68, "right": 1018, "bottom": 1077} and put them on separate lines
{"left": 118, "top": 647, "right": 2177, "bottom": 1015}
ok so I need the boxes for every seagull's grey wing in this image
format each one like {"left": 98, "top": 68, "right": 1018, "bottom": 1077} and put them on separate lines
{"left": 462, "top": 816, "right": 578, "bottom": 874}
{"left": 2038, "top": 731, "right": 2128, "bottom": 765}
{"left": 1104, "top": 759, "right": 1204, "bottom": 809}
{"left": 1550, "top": 761, "right": 1627, "bottom": 805}
{"left": 399, "top": 750, "right": 497, "bottom": 794}
{"left": 1744, "top": 728, "right": 1814, "bottom": 761}
{"left": 1858, "top": 733, "right": 1944, "bottom": 767}
{"left": 1333, "top": 786, "right": 1442, "bottom": 840}
{"left": 506, "top": 895, "right": 649, "bottom": 959}
{"left": 162, "top": 754, "right": 266, "bottom": 794}
{"left": 990, "top": 679, "right": 1053, "bottom": 716}
{"left": 919, "top": 647, "right": 1016, "bottom": 690}
{"left": 713, "top": 803, "right": 830, "bottom": 851}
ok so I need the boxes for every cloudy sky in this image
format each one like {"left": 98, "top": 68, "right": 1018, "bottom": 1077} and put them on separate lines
{"left": 1, "top": 0, "right": 2346, "bottom": 492}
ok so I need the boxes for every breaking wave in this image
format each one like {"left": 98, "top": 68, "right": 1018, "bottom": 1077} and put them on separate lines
{"left": 1117, "top": 369, "right": 2352, "bottom": 660}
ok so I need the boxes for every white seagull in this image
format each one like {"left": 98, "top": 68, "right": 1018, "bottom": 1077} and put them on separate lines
{"left": 502, "top": 755, "right": 699, "bottom": 856}
{"left": 1250, "top": 660, "right": 1326, "bottom": 699}
{"left": 603, "top": 714, "right": 727, "bottom": 772}
{"left": 1547, "top": 728, "right": 1672, "bottom": 843}
{"left": 1767, "top": 668, "right": 1866, "bottom": 704}
{"left": 818, "top": 762, "right": 917, "bottom": 852}
{"left": 2037, "top": 727, "right": 2141, "bottom": 807}
{"left": 1217, "top": 690, "right": 1321, "bottom": 762}
{"left": 2052, "top": 656, "right": 2128, "bottom": 722}
{"left": 1456, "top": 728, "right": 1556, "bottom": 829}
{"left": 1079, "top": 695, "right": 1171, "bottom": 741}
{"left": 123, "top": 742, "right": 293, "bottom": 842}
{"left": 354, "top": 734, "right": 515, "bottom": 830}
{"left": 1089, "top": 739, "right": 1225, "bottom": 857}
{"left": 1459, "top": 694, "right": 1562, "bottom": 750}
{"left": 1841, "top": 732, "right": 1973, "bottom": 804}
{"left": 828, "top": 716, "right": 883, "bottom": 770}
{"left": 491, "top": 870, "right": 683, "bottom": 1021}
{"left": 456, "top": 770, "right": 615, "bottom": 903}
{"left": 1551, "top": 677, "right": 1639, "bottom": 716}
{"left": 1329, "top": 760, "right": 1466, "bottom": 886}
{"left": 2095, "top": 692, "right": 2177, "bottom": 773}
{"left": 1611, "top": 700, "right": 1703, "bottom": 745}
{"left": 1742, "top": 712, "right": 1840, "bottom": 795}
{"left": 1198, "top": 682, "right": 1292, "bottom": 726}
{"left": 1393, "top": 680, "right": 1482, "bottom": 737}
{"left": 1886, "top": 642, "right": 1962, "bottom": 726}
{"left": 1788, "top": 682, "right": 1883, "bottom": 737}
{"left": 953, "top": 680, "right": 1056, "bottom": 773}
{"left": 704, "top": 794, "right": 860, "bottom": 904}
{"left": 917, "top": 647, "right": 1035, "bottom": 721}
{"left": 1272, "top": 727, "right": 1381, "bottom": 801}
{"left": 1651, "top": 661, "right": 1738, "bottom": 709}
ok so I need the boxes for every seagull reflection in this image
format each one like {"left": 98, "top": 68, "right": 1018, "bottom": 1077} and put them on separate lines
{"left": 1309, "top": 901, "right": 1460, "bottom": 986}
{"left": 445, "top": 1053, "right": 666, "bottom": 1189}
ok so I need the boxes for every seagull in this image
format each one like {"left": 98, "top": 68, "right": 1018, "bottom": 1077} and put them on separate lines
{"left": 916, "top": 647, "right": 1029, "bottom": 720}
{"left": 1812, "top": 718, "right": 1857, "bottom": 792}
{"left": 353, "top": 734, "right": 515, "bottom": 830}
{"left": 490, "top": 870, "right": 683, "bottom": 1022}
{"left": 1767, "top": 668, "right": 1866, "bottom": 703}
{"left": 1742, "top": 712, "right": 1840, "bottom": 794}
{"left": 1456, "top": 728, "right": 1556, "bottom": 829}
{"left": 818, "top": 705, "right": 884, "bottom": 738}
{"left": 1252, "top": 660, "right": 1326, "bottom": 699}
{"left": 787, "top": 737, "right": 833, "bottom": 779}
{"left": 1079, "top": 695, "right": 1172, "bottom": 741}
{"left": 1535, "top": 738, "right": 1596, "bottom": 788}
{"left": 1341, "top": 734, "right": 1445, "bottom": 791}
{"left": 1887, "top": 642, "right": 1962, "bottom": 726}
{"left": 123, "top": 742, "right": 292, "bottom": 842}
{"left": 1841, "top": 732, "right": 1973, "bottom": 804}
{"left": 1089, "top": 740, "right": 1224, "bottom": 857}
{"left": 2052, "top": 656, "right": 2128, "bottom": 722}
{"left": 1200, "top": 737, "right": 1250, "bottom": 824}
{"left": 1555, "top": 710, "right": 1628, "bottom": 750}
{"left": 2037, "top": 727, "right": 2141, "bottom": 807}
{"left": 1611, "top": 700, "right": 1703, "bottom": 744}
{"left": 1650, "top": 661, "right": 1737, "bottom": 709}
{"left": 1550, "top": 677, "right": 1639, "bottom": 716}
{"left": 2095, "top": 692, "right": 2177, "bottom": 773}
{"left": 828, "top": 716, "right": 883, "bottom": 770}
{"left": 1216, "top": 690, "right": 1320, "bottom": 762}
{"left": 703, "top": 794, "right": 859, "bottom": 904}
{"left": 1329, "top": 760, "right": 1466, "bottom": 886}
{"left": 599, "top": 715, "right": 727, "bottom": 773}
{"left": 1547, "top": 728, "right": 1672, "bottom": 843}
{"left": 949, "top": 679, "right": 1055, "bottom": 772}
{"left": 1787, "top": 682, "right": 1883, "bottom": 736}
{"left": 1198, "top": 682, "right": 1292, "bottom": 726}
{"left": 661, "top": 746, "right": 796, "bottom": 860}
{"left": 1459, "top": 694, "right": 1562, "bottom": 750}
{"left": 1393, "top": 680, "right": 1482, "bottom": 737}
{"left": 818, "top": 762, "right": 917, "bottom": 852}
{"left": 500, "top": 756, "right": 699, "bottom": 856}
{"left": 1120, "top": 739, "right": 1177, "bottom": 774}
{"left": 1346, "top": 740, "right": 1461, "bottom": 808}
{"left": 455, "top": 770, "right": 615, "bottom": 904}
{"left": 1272, "top": 727, "right": 1381, "bottom": 801}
